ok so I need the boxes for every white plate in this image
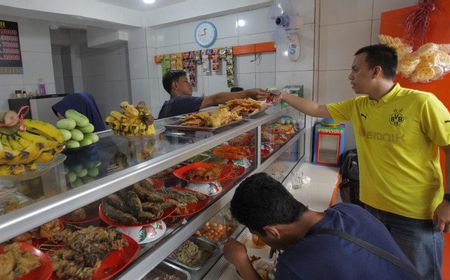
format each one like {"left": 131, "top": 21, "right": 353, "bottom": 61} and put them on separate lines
{"left": 139, "top": 220, "right": 167, "bottom": 244}
{"left": 115, "top": 220, "right": 167, "bottom": 244}
{"left": 186, "top": 181, "right": 223, "bottom": 196}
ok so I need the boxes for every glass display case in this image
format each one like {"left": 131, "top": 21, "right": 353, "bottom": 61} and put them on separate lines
{"left": 0, "top": 104, "right": 306, "bottom": 279}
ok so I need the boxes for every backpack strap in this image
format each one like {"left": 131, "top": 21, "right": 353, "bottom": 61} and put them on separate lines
{"left": 310, "top": 228, "right": 424, "bottom": 280}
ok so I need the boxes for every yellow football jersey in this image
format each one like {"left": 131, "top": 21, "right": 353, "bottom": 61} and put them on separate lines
{"left": 327, "top": 83, "right": 450, "bottom": 219}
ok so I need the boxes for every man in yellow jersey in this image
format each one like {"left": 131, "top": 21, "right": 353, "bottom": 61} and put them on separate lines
{"left": 275, "top": 44, "right": 450, "bottom": 279}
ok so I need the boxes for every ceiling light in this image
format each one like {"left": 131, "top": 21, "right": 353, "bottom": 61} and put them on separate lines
{"left": 236, "top": 19, "right": 246, "bottom": 27}
{"left": 143, "top": 0, "right": 155, "bottom": 4}
{"left": 283, "top": 50, "right": 289, "bottom": 56}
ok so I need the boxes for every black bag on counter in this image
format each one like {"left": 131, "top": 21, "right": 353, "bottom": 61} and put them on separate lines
{"left": 339, "top": 149, "right": 362, "bottom": 206}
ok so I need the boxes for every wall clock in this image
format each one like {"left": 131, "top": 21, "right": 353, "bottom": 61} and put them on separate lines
{"left": 194, "top": 21, "right": 217, "bottom": 48}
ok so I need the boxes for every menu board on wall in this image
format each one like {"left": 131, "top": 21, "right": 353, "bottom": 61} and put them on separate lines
{"left": 0, "top": 20, "right": 23, "bottom": 74}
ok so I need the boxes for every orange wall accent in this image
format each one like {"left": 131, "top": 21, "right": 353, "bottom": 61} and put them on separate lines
{"left": 153, "top": 41, "right": 276, "bottom": 63}
{"left": 444, "top": 233, "right": 450, "bottom": 280}
{"left": 380, "top": 1, "right": 450, "bottom": 108}
{"left": 233, "top": 41, "right": 276, "bottom": 55}
{"left": 232, "top": 44, "right": 255, "bottom": 55}
{"left": 253, "top": 42, "right": 277, "bottom": 54}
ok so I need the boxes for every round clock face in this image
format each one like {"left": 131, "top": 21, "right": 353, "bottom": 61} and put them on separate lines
{"left": 194, "top": 21, "right": 217, "bottom": 48}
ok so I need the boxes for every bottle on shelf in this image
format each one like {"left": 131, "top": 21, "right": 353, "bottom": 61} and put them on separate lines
{"left": 38, "top": 78, "right": 46, "bottom": 95}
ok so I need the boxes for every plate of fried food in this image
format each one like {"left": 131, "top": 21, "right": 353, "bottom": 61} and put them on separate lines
{"left": 212, "top": 145, "right": 253, "bottom": 160}
{"left": 99, "top": 183, "right": 177, "bottom": 227}
{"left": 173, "top": 162, "right": 240, "bottom": 184}
{"left": 0, "top": 242, "right": 52, "bottom": 280}
{"left": 160, "top": 187, "right": 210, "bottom": 219}
{"left": 49, "top": 226, "right": 139, "bottom": 280}
{"left": 212, "top": 145, "right": 271, "bottom": 161}
{"left": 165, "top": 107, "right": 244, "bottom": 131}
{"left": 219, "top": 98, "right": 267, "bottom": 118}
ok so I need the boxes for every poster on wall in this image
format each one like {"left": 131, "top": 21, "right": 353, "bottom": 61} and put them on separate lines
{"left": 0, "top": 20, "right": 23, "bottom": 74}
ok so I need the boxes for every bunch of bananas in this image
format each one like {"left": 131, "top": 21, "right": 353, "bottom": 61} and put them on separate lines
{"left": 105, "top": 101, "right": 155, "bottom": 136}
{"left": 0, "top": 112, "right": 64, "bottom": 176}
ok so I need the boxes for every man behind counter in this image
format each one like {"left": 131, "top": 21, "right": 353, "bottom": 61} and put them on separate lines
{"left": 157, "top": 70, "right": 268, "bottom": 119}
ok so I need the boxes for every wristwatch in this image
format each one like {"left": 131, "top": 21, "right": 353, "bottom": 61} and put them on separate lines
{"left": 444, "top": 193, "right": 450, "bottom": 202}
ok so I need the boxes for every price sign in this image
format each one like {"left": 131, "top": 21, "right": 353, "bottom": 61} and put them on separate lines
{"left": 0, "top": 20, "right": 23, "bottom": 74}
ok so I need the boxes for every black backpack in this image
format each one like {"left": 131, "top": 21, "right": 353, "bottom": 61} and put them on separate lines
{"left": 339, "top": 149, "right": 362, "bottom": 205}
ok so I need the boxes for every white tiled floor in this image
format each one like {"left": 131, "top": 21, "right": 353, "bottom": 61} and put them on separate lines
{"left": 287, "top": 162, "right": 339, "bottom": 211}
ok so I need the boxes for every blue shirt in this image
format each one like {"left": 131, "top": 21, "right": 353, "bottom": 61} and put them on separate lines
{"left": 275, "top": 203, "right": 415, "bottom": 280}
{"left": 158, "top": 96, "right": 203, "bottom": 119}
{"left": 52, "top": 93, "right": 106, "bottom": 132}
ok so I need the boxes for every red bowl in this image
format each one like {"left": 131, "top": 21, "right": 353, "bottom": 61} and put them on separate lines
{"left": 0, "top": 242, "right": 53, "bottom": 280}
{"left": 173, "top": 162, "right": 237, "bottom": 183}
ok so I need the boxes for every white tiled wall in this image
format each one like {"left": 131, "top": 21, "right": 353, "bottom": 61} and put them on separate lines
{"left": 0, "top": 16, "right": 56, "bottom": 111}
{"left": 128, "top": 1, "right": 316, "bottom": 119}
{"left": 318, "top": 0, "right": 417, "bottom": 150}
{"left": 81, "top": 44, "right": 131, "bottom": 120}
{"left": 124, "top": 0, "right": 419, "bottom": 158}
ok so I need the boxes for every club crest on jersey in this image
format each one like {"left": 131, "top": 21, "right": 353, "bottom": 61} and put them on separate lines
{"left": 390, "top": 109, "right": 404, "bottom": 126}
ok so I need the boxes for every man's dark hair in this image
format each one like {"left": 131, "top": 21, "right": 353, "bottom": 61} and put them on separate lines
{"left": 230, "top": 87, "right": 243, "bottom": 92}
{"left": 230, "top": 173, "right": 308, "bottom": 235}
{"left": 162, "top": 70, "right": 187, "bottom": 95}
{"left": 355, "top": 44, "right": 398, "bottom": 80}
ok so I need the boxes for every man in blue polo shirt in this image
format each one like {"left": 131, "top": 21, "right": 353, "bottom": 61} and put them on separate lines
{"left": 224, "top": 173, "right": 419, "bottom": 280}
{"left": 158, "top": 70, "right": 268, "bottom": 119}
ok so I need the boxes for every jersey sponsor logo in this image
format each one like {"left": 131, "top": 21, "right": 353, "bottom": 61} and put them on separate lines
{"left": 445, "top": 120, "right": 450, "bottom": 123}
{"left": 360, "top": 113, "right": 367, "bottom": 120}
{"left": 359, "top": 127, "right": 404, "bottom": 143}
{"left": 389, "top": 109, "right": 404, "bottom": 126}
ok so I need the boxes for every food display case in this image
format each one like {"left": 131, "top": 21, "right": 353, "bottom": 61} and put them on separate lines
{"left": 0, "top": 103, "right": 305, "bottom": 279}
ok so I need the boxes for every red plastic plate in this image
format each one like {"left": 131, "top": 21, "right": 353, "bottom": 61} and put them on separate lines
{"left": 91, "top": 233, "right": 139, "bottom": 280}
{"left": 0, "top": 242, "right": 53, "bottom": 280}
{"left": 212, "top": 145, "right": 253, "bottom": 160}
{"left": 50, "top": 232, "right": 139, "bottom": 280}
{"left": 173, "top": 162, "right": 236, "bottom": 183}
{"left": 166, "top": 187, "right": 211, "bottom": 218}
{"left": 98, "top": 203, "right": 176, "bottom": 228}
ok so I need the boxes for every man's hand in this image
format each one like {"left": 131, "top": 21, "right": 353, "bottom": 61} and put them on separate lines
{"left": 433, "top": 200, "right": 450, "bottom": 232}
{"left": 224, "top": 238, "right": 248, "bottom": 265}
{"left": 224, "top": 239, "right": 263, "bottom": 280}
{"left": 244, "top": 88, "right": 269, "bottom": 101}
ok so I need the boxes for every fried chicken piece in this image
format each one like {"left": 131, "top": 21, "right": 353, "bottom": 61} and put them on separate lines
{"left": 124, "top": 191, "right": 142, "bottom": 215}
{"left": 105, "top": 193, "right": 129, "bottom": 212}
{"left": 132, "top": 183, "right": 165, "bottom": 203}
{"left": 136, "top": 210, "right": 157, "bottom": 222}
{"left": 0, "top": 253, "right": 15, "bottom": 279}
{"left": 14, "top": 251, "right": 40, "bottom": 276}
{"left": 103, "top": 202, "right": 139, "bottom": 225}
{"left": 40, "top": 219, "right": 61, "bottom": 239}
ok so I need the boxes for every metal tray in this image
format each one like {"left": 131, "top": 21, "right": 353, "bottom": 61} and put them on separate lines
{"left": 166, "top": 237, "right": 219, "bottom": 271}
{"left": 164, "top": 119, "right": 245, "bottom": 132}
{"left": 144, "top": 261, "right": 191, "bottom": 280}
